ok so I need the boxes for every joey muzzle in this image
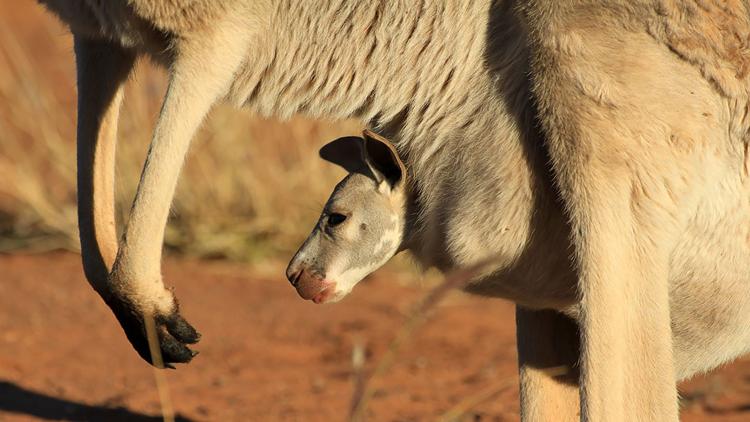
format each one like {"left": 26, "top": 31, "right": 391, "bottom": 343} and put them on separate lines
{"left": 285, "top": 262, "right": 336, "bottom": 303}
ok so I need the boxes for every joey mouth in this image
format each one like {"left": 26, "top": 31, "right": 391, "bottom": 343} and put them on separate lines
{"left": 288, "top": 267, "right": 337, "bottom": 303}
{"left": 311, "top": 283, "right": 337, "bottom": 304}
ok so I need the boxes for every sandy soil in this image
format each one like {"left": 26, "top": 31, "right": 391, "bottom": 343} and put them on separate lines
{"left": 0, "top": 252, "right": 748, "bottom": 421}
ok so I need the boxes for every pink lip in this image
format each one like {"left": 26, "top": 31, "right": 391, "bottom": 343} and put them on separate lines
{"left": 311, "top": 282, "right": 337, "bottom": 304}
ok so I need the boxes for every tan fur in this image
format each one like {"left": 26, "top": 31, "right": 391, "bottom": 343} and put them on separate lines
{"left": 520, "top": 2, "right": 750, "bottom": 419}
{"left": 73, "top": 37, "right": 136, "bottom": 287}
{"left": 37, "top": 0, "right": 750, "bottom": 420}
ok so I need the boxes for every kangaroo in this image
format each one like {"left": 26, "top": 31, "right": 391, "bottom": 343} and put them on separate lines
{"left": 37, "top": 0, "right": 750, "bottom": 420}
{"left": 290, "top": 129, "right": 750, "bottom": 407}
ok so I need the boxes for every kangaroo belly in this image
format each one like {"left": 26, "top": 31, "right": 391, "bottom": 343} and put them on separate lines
{"left": 669, "top": 171, "right": 750, "bottom": 380}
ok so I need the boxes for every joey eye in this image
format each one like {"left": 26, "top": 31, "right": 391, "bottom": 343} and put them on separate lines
{"left": 327, "top": 213, "right": 347, "bottom": 227}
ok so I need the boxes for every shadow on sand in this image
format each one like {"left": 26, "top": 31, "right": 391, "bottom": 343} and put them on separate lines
{"left": 0, "top": 381, "right": 193, "bottom": 421}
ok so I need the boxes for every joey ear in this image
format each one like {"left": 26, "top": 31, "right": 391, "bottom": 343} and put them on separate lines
{"left": 362, "top": 129, "right": 406, "bottom": 189}
{"left": 319, "top": 136, "right": 366, "bottom": 174}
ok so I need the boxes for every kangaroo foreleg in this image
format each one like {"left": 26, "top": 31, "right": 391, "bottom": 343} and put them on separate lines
{"left": 105, "top": 19, "right": 252, "bottom": 366}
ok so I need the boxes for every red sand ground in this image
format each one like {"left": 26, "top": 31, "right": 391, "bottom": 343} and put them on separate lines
{"left": 0, "top": 252, "right": 748, "bottom": 421}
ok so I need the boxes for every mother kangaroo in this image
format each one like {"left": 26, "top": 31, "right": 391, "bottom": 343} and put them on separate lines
{"left": 37, "top": 1, "right": 750, "bottom": 420}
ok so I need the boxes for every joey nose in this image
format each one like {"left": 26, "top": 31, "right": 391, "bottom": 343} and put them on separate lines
{"left": 286, "top": 263, "right": 302, "bottom": 287}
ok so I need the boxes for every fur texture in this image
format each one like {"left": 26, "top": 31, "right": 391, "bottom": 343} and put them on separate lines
{"left": 36, "top": 0, "right": 750, "bottom": 420}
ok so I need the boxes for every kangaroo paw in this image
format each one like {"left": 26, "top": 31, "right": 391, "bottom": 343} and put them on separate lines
{"left": 104, "top": 289, "right": 200, "bottom": 368}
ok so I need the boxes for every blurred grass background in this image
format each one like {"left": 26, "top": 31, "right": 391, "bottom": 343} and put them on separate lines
{"left": 0, "top": 2, "right": 364, "bottom": 263}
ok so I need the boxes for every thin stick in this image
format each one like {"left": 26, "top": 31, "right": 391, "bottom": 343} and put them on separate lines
{"left": 349, "top": 338, "right": 367, "bottom": 417}
{"left": 144, "top": 312, "right": 176, "bottom": 422}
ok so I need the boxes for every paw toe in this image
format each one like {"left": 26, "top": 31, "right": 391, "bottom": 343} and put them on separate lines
{"left": 159, "top": 330, "right": 196, "bottom": 365}
{"left": 166, "top": 314, "right": 201, "bottom": 344}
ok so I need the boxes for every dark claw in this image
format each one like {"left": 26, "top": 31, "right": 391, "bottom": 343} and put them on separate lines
{"left": 159, "top": 328, "right": 196, "bottom": 364}
{"left": 166, "top": 314, "right": 201, "bottom": 344}
{"left": 104, "top": 294, "right": 200, "bottom": 367}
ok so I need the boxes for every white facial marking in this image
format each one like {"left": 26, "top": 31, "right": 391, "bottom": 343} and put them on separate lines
{"left": 373, "top": 217, "right": 401, "bottom": 256}
{"left": 324, "top": 215, "right": 402, "bottom": 302}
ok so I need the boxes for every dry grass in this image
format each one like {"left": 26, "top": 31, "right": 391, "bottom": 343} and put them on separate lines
{"left": 0, "top": 5, "right": 360, "bottom": 261}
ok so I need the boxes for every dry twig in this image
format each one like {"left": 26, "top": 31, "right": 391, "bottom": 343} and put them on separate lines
{"left": 144, "top": 313, "right": 176, "bottom": 422}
